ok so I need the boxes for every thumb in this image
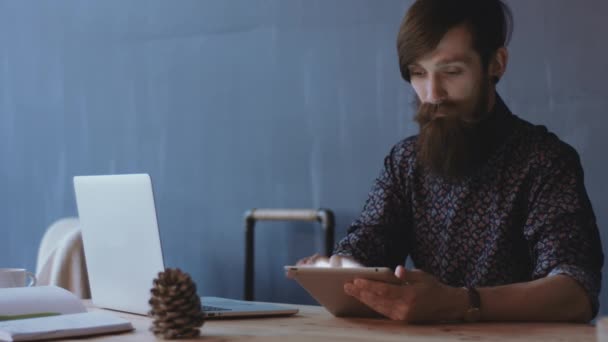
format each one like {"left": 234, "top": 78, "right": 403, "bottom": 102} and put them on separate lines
{"left": 329, "top": 255, "right": 343, "bottom": 267}
{"left": 395, "top": 266, "right": 429, "bottom": 284}
{"left": 395, "top": 265, "right": 407, "bottom": 280}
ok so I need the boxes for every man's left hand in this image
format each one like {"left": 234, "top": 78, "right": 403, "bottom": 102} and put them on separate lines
{"left": 344, "top": 266, "right": 467, "bottom": 322}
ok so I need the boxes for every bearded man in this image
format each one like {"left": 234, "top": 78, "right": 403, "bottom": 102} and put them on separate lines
{"left": 297, "top": 0, "right": 603, "bottom": 324}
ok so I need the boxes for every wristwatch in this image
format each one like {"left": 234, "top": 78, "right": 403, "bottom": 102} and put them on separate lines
{"left": 463, "top": 286, "right": 481, "bottom": 322}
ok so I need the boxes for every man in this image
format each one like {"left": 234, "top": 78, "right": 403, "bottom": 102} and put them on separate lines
{"left": 297, "top": 0, "right": 603, "bottom": 323}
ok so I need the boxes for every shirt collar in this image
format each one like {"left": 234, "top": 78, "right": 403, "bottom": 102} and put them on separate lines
{"left": 476, "top": 93, "right": 516, "bottom": 160}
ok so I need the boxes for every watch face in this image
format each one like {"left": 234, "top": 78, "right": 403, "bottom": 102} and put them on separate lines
{"left": 464, "top": 308, "right": 481, "bottom": 322}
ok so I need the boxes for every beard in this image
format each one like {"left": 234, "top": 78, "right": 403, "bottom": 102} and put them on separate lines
{"left": 414, "top": 80, "right": 490, "bottom": 180}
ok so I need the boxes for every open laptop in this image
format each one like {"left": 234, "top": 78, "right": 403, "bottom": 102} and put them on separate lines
{"left": 73, "top": 173, "right": 298, "bottom": 318}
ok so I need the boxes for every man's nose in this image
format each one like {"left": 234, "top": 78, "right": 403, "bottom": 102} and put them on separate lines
{"left": 424, "top": 76, "right": 447, "bottom": 104}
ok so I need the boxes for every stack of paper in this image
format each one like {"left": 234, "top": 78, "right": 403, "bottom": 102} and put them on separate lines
{"left": 0, "top": 286, "right": 133, "bottom": 341}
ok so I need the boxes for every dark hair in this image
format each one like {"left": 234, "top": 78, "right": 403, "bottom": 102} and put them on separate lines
{"left": 397, "top": 0, "right": 513, "bottom": 83}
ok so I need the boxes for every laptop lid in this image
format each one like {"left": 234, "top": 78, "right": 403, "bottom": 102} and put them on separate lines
{"left": 74, "top": 174, "right": 165, "bottom": 315}
{"left": 74, "top": 174, "right": 298, "bottom": 318}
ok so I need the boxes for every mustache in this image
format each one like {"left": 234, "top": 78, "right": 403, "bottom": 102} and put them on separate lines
{"left": 413, "top": 101, "right": 481, "bottom": 128}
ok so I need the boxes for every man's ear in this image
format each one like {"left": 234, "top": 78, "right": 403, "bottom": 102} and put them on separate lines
{"left": 490, "top": 47, "right": 508, "bottom": 84}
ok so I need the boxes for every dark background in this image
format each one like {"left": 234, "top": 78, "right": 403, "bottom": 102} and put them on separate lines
{"left": 1, "top": 0, "right": 606, "bottom": 311}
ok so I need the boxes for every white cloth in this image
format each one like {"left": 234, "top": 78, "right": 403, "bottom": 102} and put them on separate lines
{"left": 36, "top": 219, "right": 90, "bottom": 299}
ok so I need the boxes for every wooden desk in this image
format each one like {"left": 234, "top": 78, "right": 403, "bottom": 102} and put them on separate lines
{"left": 83, "top": 300, "right": 597, "bottom": 341}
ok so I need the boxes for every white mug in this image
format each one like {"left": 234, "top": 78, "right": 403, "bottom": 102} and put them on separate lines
{"left": 0, "top": 268, "right": 37, "bottom": 288}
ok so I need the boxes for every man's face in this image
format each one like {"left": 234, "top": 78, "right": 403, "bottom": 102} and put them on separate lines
{"left": 408, "top": 25, "right": 487, "bottom": 121}
{"left": 407, "top": 25, "right": 493, "bottom": 179}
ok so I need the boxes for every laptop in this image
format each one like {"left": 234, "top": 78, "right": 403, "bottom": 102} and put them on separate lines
{"left": 73, "top": 173, "right": 298, "bottom": 318}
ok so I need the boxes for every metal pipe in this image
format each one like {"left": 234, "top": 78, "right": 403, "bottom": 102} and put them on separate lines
{"left": 243, "top": 208, "right": 335, "bottom": 301}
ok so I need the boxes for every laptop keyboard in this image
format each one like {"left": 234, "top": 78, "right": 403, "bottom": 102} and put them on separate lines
{"left": 203, "top": 305, "right": 232, "bottom": 312}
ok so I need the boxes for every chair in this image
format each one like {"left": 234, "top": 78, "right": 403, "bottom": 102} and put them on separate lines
{"left": 36, "top": 217, "right": 91, "bottom": 298}
{"left": 244, "top": 208, "right": 335, "bottom": 301}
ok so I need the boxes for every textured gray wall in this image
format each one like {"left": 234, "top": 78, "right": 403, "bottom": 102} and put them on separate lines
{"left": 0, "top": 0, "right": 606, "bottom": 312}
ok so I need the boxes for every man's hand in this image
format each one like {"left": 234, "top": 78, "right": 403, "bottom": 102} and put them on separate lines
{"left": 295, "top": 254, "right": 363, "bottom": 268}
{"left": 343, "top": 265, "right": 468, "bottom": 323}
{"left": 287, "top": 254, "right": 364, "bottom": 279}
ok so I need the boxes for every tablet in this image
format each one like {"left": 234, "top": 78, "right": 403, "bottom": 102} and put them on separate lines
{"left": 285, "top": 266, "right": 403, "bottom": 317}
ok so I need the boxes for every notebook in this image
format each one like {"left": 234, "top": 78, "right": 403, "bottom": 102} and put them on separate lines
{"left": 0, "top": 312, "right": 132, "bottom": 342}
{"left": 0, "top": 286, "right": 133, "bottom": 341}
{"left": 73, "top": 173, "right": 298, "bottom": 318}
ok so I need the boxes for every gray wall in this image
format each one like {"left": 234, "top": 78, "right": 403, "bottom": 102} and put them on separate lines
{"left": 1, "top": 0, "right": 607, "bottom": 312}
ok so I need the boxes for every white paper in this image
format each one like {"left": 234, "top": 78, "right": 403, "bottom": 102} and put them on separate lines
{"left": 0, "top": 286, "right": 85, "bottom": 319}
{"left": 0, "top": 311, "right": 133, "bottom": 341}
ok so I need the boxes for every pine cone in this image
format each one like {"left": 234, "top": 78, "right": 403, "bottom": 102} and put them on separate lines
{"left": 149, "top": 268, "right": 204, "bottom": 339}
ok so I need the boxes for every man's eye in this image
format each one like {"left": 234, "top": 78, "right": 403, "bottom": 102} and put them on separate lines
{"left": 444, "top": 69, "right": 463, "bottom": 75}
{"left": 410, "top": 71, "right": 425, "bottom": 77}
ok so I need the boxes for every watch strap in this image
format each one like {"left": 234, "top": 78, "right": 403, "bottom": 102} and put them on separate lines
{"left": 463, "top": 286, "right": 481, "bottom": 322}
{"left": 466, "top": 286, "right": 481, "bottom": 310}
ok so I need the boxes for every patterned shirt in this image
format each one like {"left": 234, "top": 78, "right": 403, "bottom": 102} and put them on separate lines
{"left": 334, "top": 95, "right": 604, "bottom": 315}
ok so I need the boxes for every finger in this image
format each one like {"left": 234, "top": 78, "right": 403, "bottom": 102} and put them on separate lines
{"left": 308, "top": 253, "right": 321, "bottom": 264}
{"left": 345, "top": 281, "right": 412, "bottom": 320}
{"left": 353, "top": 279, "right": 407, "bottom": 298}
{"left": 328, "top": 255, "right": 363, "bottom": 268}
{"left": 285, "top": 269, "right": 295, "bottom": 279}
{"left": 344, "top": 282, "right": 357, "bottom": 296}
{"left": 312, "top": 256, "right": 330, "bottom": 267}
{"left": 395, "top": 265, "right": 406, "bottom": 279}
{"left": 354, "top": 288, "right": 406, "bottom": 320}
{"left": 329, "top": 255, "right": 343, "bottom": 267}
{"left": 353, "top": 278, "right": 388, "bottom": 296}
{"left": 296, "top": 253, "right": 320, "bottom": 266}
{"left": 394, "top": 266, "right": 412, "bottom": 285}
{"left": 295, "top": 257, "right": 309, "bottom": 266}
{"left": 398, "top": 267, "right": 430, "bottom": 284}
{"left": 341, "top": 257, "right": 364, "bottom": 268}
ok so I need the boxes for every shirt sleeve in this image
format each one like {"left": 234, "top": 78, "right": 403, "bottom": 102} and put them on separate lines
{"left": 333, "top": 142, "right": 413, "bottom": 269}
{"left": 524, "top": 143, "right": 604, "bottom": 317}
